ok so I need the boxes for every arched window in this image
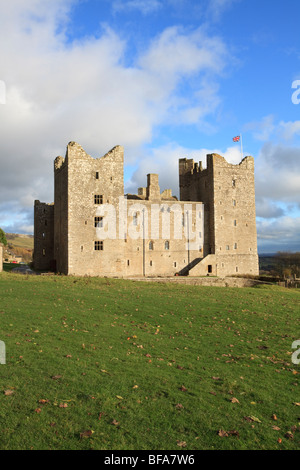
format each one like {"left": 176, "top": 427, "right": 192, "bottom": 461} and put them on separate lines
{"left": 164, "top": 241, "right": 170, "bottom": 250}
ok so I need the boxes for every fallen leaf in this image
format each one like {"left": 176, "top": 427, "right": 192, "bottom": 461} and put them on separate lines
{"left": 4, "top": 390, "right": 14, "bottom": 396}
{"left": 230, "top": 397, "right": 240, "bottom": 404}
{"left": 175, "top": 403, "right": 184, "bottom": 409}
{"left": 80, "top": 430, "right": 94, "bottom": 439}
{"left": 111, "top": 419, "right": 119, "bottom": 426}
{"left": 179, "top": 385, "right": 187, "bottom": 392}
{"left": 285, "top": 431, "right": 294, "bottom": 440}
{"left": 59, "top": 403, "right": 68, "bottom": 408}
{"left": 271, "top": 414, "right": 277, "bottom": 421}
{"left": 272, "top": 426, "right": 281, "bottom": 431}
{"left": 244, "top": 416, "right": 261, "bottom": 423}
{"left": 51, "top": 375, "right": 62, "bottom": 380}
{"left": 177, "top": 441, "right": 186, "bottom": 447}
{"left": 35, "top": 408, "right": 42, "bottom": 413}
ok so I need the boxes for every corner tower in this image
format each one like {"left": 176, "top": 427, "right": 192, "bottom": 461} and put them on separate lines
{"left": 179, "top": 153, "right": 259, "bottom": 276}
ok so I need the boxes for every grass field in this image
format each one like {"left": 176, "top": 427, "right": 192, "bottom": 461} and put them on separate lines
{"left": 0, "top": 272, "right": 299, "bottom": 450}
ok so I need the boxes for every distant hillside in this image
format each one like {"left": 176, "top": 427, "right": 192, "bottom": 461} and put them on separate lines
{"left": 5, "top": 233, "right": 34, "bottom": 250}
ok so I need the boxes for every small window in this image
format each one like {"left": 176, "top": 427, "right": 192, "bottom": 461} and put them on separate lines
{"left": 164, "top": 241, "right": 170, "bottom": 250}
{"left": 234, "top": 220, "right": 237, "bottom": 226}
{"left": 94, "top": 195, "right": 103, "bottom": 204}
{"left": 133, "top": 213, "right": 138, "bottom": 226}
{"left": 45, "top": 220, "right": 47, "bottom": 226}
{"left": 42, "top": 232, "right": 45, "bottom": 239}
{"left": 232, "top": 179, "right": 236, "bottom": 187}
{"left": 150, "top": 261, "right": 153, "bottom": 267}
{"left": 42, "top": 249, "right": 46, "bottom": 256}
{"left": 182, "top": 214, "right": 185, "bottom": 227}
{"left": 234, "top": 243, "right": 238, "bottom": 250}
{"left": 96, "top": 172, "right": 99, "bottom": 179}
{"left": 233, "top": 199, "right": 236, "bottom": 206}
{"left": 81, "top": 246, "right": 83, "bottom": 252}
{"left": 208, "top": 265, "right": 212, "bottom": 273}
{"left": 226, "top": 245, "right": 230, "bottom": 251}
{"left": 149, "top": 241, "right": 154, "bottom": 250}
{"left": 236, "top": 267, "right": 239, "bottom": 273}
{"left": 95, "top": 216, "right": 103, "bottom": 228}
{"left": 127, "top": 260, "right": 130, "bottom": 266}
{"left": 174, "top": 262, "right": 177, "bottom": 268}
{"left": 95, "top": 241, "right": 104, "bottom": 251}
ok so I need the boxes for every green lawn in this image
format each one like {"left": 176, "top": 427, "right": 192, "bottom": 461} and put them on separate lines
{"left": 0, "top": 272, "right": 299, "bottom": 450}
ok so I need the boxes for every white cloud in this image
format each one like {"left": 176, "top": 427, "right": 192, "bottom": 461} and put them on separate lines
{"left": 278, "top": 120, "right": 300, "bottom": 140}
{"left": 206, "top": 0, "right": 240, "bottom": 22}
{"left": 0, "top": 1, "right": 229, "bottom": 235}
{"left": 244, "top": 115, "right": 276, "bottom": 141}
{"left": 113, "top": 0, "right": 163, "bottom": 15}
{"left": 257, "top": 216, "right": 300, "bottom": 252}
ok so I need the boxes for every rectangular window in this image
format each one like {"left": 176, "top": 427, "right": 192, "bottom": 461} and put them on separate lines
{"left": 150, "top": 261, "right": 153, "bottom": 266}
{"left": 96, "top": 172, "right": 99, "bottom": 179}
{"left": 226, "top": 245, "right": 230, "bottom": 250}
{"left": 94, "top": 241, "right": 104, "bottom": 251}
{"left": 95, "top": 216, "right": 103, "bottom": 228}
{"left": 94, "top": 195, "right": 103, "bottom": 204}
{"left": 127, "top": 260, "right": 130, "bottom": 266}
{"left": 234, "top": 220, "right": 237, "bottom": 226}
{"left": 208, "top": 265, "right": 212, "bottom": 273}
{"left": 42, "top": 249, "right": 46, "bottom": 256}
{"left": 233, "top": 200, "right": 236, "bottom": 206}
{"left": 234, "top": 243, "right": 238, "bottom": 250}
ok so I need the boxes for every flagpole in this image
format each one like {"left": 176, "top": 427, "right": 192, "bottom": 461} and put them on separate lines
{"left": 240, "top": 133, "right": 243, "bottom": 161}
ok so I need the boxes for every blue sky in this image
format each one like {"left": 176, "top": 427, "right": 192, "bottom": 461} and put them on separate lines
{"left": 0, "top": 0, "right": 300, "bottom": 253}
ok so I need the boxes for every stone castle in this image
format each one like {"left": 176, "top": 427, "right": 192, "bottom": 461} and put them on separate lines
{"left": 34, "top": 141, "right": 259, "bottom": 277}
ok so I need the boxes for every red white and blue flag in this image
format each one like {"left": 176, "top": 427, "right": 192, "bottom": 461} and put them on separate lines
{"left": 232, "top": 136, "right": 240, "bottom": 142}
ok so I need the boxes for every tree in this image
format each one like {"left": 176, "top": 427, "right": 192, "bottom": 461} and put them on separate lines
{"left": 0, "top": 228, "right": 7, "bottom": 246}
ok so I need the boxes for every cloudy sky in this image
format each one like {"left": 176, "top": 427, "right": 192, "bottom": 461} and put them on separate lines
{"left": 0, "top": 0, "right": 300, "bottom": 253}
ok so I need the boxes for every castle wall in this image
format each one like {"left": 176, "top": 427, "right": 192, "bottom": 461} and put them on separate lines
{"left": 33, "top": 201, "right": 54, "bottom": 270}
{"left": 0, "top": 243, "right": 3, "bottom": 272}
{"left": 34, "top": 142, "right": 259, "bottom": 278}
{"left": 54, "top": 154, "right": 68, "bottom": 274}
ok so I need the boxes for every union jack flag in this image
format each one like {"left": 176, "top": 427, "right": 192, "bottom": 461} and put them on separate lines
{"left": 232, "top": 136, "right": 240, "bottom": 142}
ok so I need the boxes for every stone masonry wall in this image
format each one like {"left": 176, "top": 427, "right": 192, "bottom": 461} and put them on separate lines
{"left": 0, "top": 243, "right": 3, "bottom": 272}
{"left": 34, "top": 201, "right": 54, "bottom": 270}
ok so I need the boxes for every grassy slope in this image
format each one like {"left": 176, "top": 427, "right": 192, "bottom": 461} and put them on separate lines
{"left": 5, "top": 235, "right": 33, "bottom": 250}
{"left": 0, "top": 273, "right": 299, "bottom": 450}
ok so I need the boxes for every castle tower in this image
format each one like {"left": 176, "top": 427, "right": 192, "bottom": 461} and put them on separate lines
{"left": 53, "top": 142, "right": 125, "bottom": 275}
{"left": 179, "top": 153, "right": 259, "bottom": 276}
